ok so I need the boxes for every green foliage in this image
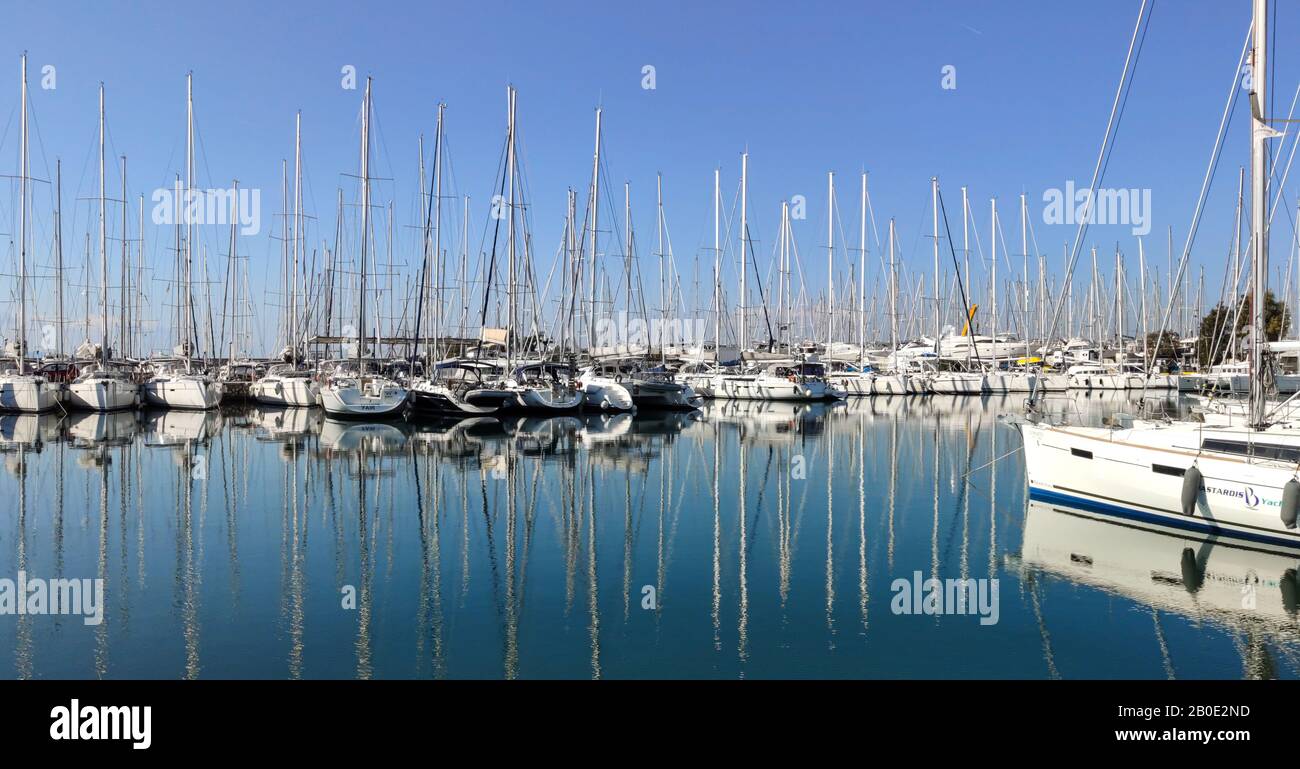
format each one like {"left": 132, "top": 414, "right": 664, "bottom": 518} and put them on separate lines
{"left": 1196, "top": 291, "right": 1290, "bottom": 366}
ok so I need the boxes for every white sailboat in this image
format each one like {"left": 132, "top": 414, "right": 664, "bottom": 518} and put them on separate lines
{"left": 67, "top": 83, "right": 138, "bottom": 412}
{"left": 252, "top": 112, "right": 319, "bottom": 407}
{"left": 0, "top": 54, "right": 57, "bottom": 413}
{"left": 320, "top": 77, "right": 408, "bottom": 420}
{"left": 1020, "top": 0, "right": 1300, "bottom": 551}
{"left": 143, "top": 74, "right": 221, "bottom": 411}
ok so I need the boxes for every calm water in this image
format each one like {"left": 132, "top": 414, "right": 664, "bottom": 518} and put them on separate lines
{"left": 1, "top": 392, "right": 1297, "bottom": 679}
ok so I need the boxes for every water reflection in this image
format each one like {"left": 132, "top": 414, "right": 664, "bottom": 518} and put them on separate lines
{"left": 0, "top": 392, "right": 1296, "bottom": 679}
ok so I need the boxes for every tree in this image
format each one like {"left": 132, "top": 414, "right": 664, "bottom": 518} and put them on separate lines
{"left": 1142, "top": 330, "right": 1180, "bottom": 361}
{"left": 1196, "top": 290, "right": 1290, "bottom": 367}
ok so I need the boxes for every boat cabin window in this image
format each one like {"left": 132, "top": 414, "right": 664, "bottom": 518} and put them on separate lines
{"left": 1201, "top": 438, "right": 1300, "bottom": 463}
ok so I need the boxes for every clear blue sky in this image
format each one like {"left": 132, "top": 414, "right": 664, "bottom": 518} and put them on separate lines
{"left": 1, "top": 0, "right": 1291, "bottom": 352}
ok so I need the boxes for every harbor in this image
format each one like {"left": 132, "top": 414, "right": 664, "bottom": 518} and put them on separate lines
{"left": 5, "top": 393, "right": 1298, "bottom": 679}
{"left": 5, "top": 0, "right": 1300, "bottom": 689}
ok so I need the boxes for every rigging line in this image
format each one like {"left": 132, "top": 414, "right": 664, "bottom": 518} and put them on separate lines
{"left": 936, "top": 187, "right": 982, "bottom": 365}
{"left": 1139, "top": 23, "right": 1252, "bottom": 399}
{"left": 1036, "top": 0, "right": 1153, "bottom": 397}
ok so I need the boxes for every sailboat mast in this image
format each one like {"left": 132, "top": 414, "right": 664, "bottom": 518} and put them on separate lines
{"left": 1139, "top": 238, "right": 1148, "bottom": 366}
{"left": 1249, "top": 0, "right": 1271, "bottom": 428}
{"left": 739, "top": 152, "right": 748, "bottom": 356}
{"left": 962, "top": 186, "right": 970, "bottom": 363}
{"left": 432, "top": 102, "right": 444, "bottom": 362}
{"left": 778, "top": 200, "right": 787, "bottom": 348}
{"left": 358, "top": 77, "right": 372, "bottom": 373}
{"left": 931, "top": 177, "right": 940, "bottom": 358}
{"left": 121, "top": 155, "right": 129, "bottom": 359}
{"left": 1021, "top": 192, "right": 1029, "bottom": 361}
{"left": 293, "top": 111, "right": 302, "bottom": 366}
{"left": 185, "top": 73, "right": 195, "bottom": 371}
{"left": 505, "top": 86, "right": 516, "bottom": 369}
{"left": 17, "top": 54, "right": 28, "bottom": 375}
{"left": 713, "top": 168, "right": 720, "bottom": 360}
{"left": 98, "top": 82, "right": 107, "bottom": 364}
{"left": 859, "top": 172, "right": 867, "bottom": 365}
{"left": 588, "top": 107, "right": 601, "bottom": 349}
{"left": 826, "top": 171, "right": 835, "bottom": 354}
{"left": 888, "top": 218, "right": 897, "bottom": 353}
{"left": 991, "top": 198, "right": 998, "bottom": 371}
{"left": 228, "top": 180, "right": 239, "bottom": 364}
{"left": 55, "top": 159, "right": 64, "bottom": 359}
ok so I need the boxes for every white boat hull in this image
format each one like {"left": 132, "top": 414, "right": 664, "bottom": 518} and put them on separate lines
{"left": 827, "top": 373, "right": 873, "bottom": 396}
{"left": 513, "top": 386, "right": 584, "bottom": 412}
{"left": 0, "top": 376, "right": 59, "bottom": 413}
{"left": 581, "top": 379, "right": 635, "bottom": 411}
{"left": 67, "top": 378, "right": 138, "bottom": 411}
{"left": 708, "top": 374, "right": 837, "bottom": 401}
{"left": 929, "top": 373, "right": 984, "bottom": 394}
{"left": 251, "top": 376, "right": 320, "bottom": 407}
{"left": 320, "top": 380, "right": 408, "bottom": 419}
{"left": 869, "top": 374, "right": 908, "bottom": 395}
{"left": 1020, "top": 420, "right": 1300, "bottom": 552}
{"left": 144, "top": 376, "right": 223, "bottom": 410}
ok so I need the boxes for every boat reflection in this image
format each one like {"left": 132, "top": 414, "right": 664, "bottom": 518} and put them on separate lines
{"left": 1019, "top": 498, "right": 1300, "bottom": 677}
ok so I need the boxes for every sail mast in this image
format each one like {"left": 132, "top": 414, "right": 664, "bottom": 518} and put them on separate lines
{"left": 293, "top": 111, "right": 302, "bottom": 365}
{"left": 17, "top": 54, "right": 28, "bottom": 375}
{"left": 713, "top": 168, "right": 720, "bottom": 360}
{"left": 98, "top": 82, "right": 107, "bottom": 364}
{"left": 1249, "top": 0, "right": 1272, "bottom": 427}
{"left": 358, "top": 77, "right": 372, "bottom": 373}
{"left": 588, "top": 107, "right": 601, "bottom": 349}
{"left": 121, "top": 155, "right": 129, "bottom": 359}
{"left": 931, "top": 177, "right": 939, "bottom": 358}
{"left": 55, "top": 159, "right": 64, "bottom": 359}
{"left": 739, "top": 152, "right": 748, "bottom": 356}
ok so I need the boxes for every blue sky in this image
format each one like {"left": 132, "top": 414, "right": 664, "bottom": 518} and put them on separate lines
{"left": 1, "top": 0, "right": 1290, "bottom": 351}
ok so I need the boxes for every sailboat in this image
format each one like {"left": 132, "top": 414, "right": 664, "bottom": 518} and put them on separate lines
{"left": 706, "top": 154, "right": 841, "bottom": 402}
{"left": 319, "top": 77, "right": 408, "bottom": 419}
{"left": 66, "top": 83, "right": 139, "bottom": 412}
{"left": 143, "top": 74, "right": 221, "bottom": 410}
{"left": 407, "top": 104, "right": 508, "bottom": 417}
{"left": 1019, "top": 0, "right": 1300, "bottom": 551}
{"left": 492, "top": 87, "right": 581, "bottom": 414}
{"left": 575, "top": 121, "right": 694, "bottom": 411}
{"left": 251, "top": 113, "right": 320, "bottom": 407}
{"left": 0, "top": 54, "right": 57, "bottom": 413}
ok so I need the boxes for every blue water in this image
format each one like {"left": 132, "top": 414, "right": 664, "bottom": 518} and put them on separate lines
{"left": 1, "top": 393, "right": 1296, "bottom": 679}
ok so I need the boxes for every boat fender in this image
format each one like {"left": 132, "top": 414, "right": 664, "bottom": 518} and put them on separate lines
{"left": 1282, "top": 568, "right": 1300, "bottom": 614}
{"left": 1179, "top": 547, "right": 1204, "bottom": 593}
{"left": 1181, "top": 464, "right": 1202, "bottom": 516}
{"left": 1281, "top": 478, "right": 1300, "bottom": 529}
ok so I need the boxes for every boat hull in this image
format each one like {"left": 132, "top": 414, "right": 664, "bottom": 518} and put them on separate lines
{"left": 320, "top": 382, "right": 408, "bottom": 419}
{"left": 408, "top": 381, "right": 501, "bottom": 416}
{"left": 144, "top": 377, "right": 223, "bottom": 410}
{"left": 67, "top": 378, "right": 139, "bottom": 411}
{"left": 1020, "top": 421, "right": 1300, "bottom": 552}
{"left": 251, "top": 376, "right": 320, "bottom": 407}
{"left": 0, "top": 376, "right": 59, "bottom": 413}
{"left": 708, "top": 375, "right": 840, "bottom": 401}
